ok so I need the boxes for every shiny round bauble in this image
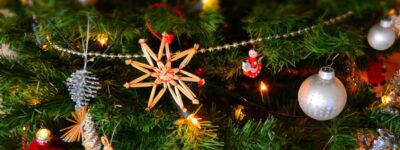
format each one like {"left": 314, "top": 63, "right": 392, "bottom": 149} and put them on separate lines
{"left": 35, "top": 128, "right": 52, "bottom": 144}
{"left": 367, "top": 19, "right": 396, "bottom": 51}
{"left": 298, "top": 67, "right": 347, "bottom": 121}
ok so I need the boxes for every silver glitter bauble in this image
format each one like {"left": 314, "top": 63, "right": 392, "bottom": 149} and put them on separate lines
{"left": 298, "top": 67, "right": 347, "bottom": 121}
{"left": 367, "top": 19, "right": 396, "bottom": 51}
{"left": 66, "top": 70, "right": 101, "bottom": 109}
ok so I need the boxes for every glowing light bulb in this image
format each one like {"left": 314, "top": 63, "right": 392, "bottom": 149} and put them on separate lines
{"left": 387, "top": 8, "right": 397, "bottom": 16}
{"left": 260, "top": 81, "right": 268, "bottom": 92}
{"left": 29, "top": 99, "right": 41, "bottom": 107}
{"left": 201, "top": 0, "right": 219, "bottom": 10}
{"left": 381, "top": 95, "right": 392, "bottom": 106}
{"left": 191, "top": 117, "right": 199, "bottom": 125}
{"left": 187, "top": 114, "right": 201, "bottom": 129}
{"left": 97, "top": 34, "right": 109, "bottom": 46}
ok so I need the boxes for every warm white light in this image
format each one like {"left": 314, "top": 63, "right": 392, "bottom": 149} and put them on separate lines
{"left": 381, "top": 95, "right": 392, "bottom": 105}
{"left": 187, "top": 114, "right": 201, "bottom": 129}
{"left": 260, "top": 81, "right": 268, "bottom": 92}
{"left": 201, "top": 0, "right": 219, "bottom": 10}
{"left": 191, "top": 117, "right": 199, "bottom": 125}
{"left": 201, "top": 0, "right": 209, "bottom": 3}
{"left": 97, "top": 34, "right": 108, "bottom": 46}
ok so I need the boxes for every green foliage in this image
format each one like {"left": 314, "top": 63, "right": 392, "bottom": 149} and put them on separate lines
{"left": 145, "top": 5, "right": 224, "bottom": 46}
{"left": 1, "top": 0, "right": 400, "bottom": 149}
{"left": 325, "top": 111, "right": 357, "bottom": 150}
{"left": 165, "top": 120, "right": 224, "bottom": 150}
{"left": 369, "top": 104, "right": 400, "bottom": 137}
{"left": 225, "top": 117, "right": 282, "bottom": 150}
{"left": 199, "top": 50, "right": 243, "bottom": 81}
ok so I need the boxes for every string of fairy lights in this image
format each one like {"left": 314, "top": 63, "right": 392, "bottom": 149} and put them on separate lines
{"left": 45, "top": 11, "right": 353, "bottom": 59}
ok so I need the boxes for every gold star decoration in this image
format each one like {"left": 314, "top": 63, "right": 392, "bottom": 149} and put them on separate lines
{"left": 124, "top": 33, "right": 205, "bottom": 112}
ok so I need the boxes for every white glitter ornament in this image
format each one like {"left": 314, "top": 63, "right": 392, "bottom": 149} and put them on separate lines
{"left": 298, "top": 67, "right": 347, "bottom": 121}
{"left": 66, "top": 70, "right": 101, "bottom": 109}
{"left": 368, "top": 19, "right": 396, "bottom": 51}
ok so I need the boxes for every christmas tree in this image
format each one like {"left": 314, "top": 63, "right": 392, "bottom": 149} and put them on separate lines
{"left": 0, "top": 0, "right": 400, "bottom": 149}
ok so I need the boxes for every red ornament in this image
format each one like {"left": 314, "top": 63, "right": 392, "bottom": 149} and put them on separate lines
{"left": 366, "top": 58, "right": 386, "bottom": 86}
{"left": 197, "top": 79, "right": 205, "bottom": 86}
{"left": 242, "top": 49, "right": 263, "bottom": 78}
{"left": 145, "top": 2, "right": 184, "bottom": 41}
{"left": 22, "top": 134, "right": 26, "bottom": 150}
{"left": 194, "top": 67, "right": 205, "bottom": 76}
{"left": 164, "top": 33, "right": 175, "bottom": 44}
{"left": 357, "top": 51, "right": 400, "bottom": 96}
{"left": 28, "top": 137, "right": 65, "bottom": 150}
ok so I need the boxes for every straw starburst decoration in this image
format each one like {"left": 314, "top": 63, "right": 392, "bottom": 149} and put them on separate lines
{"left": 124, "top": 33, "right": 205, "bottom": 112}
{"left": 61, "top": 107, "right": 101, "bottom": 150}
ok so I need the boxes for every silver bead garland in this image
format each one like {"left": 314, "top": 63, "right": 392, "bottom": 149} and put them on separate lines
{"left": 47, "top": 11, "right": 353, "bottom": 59}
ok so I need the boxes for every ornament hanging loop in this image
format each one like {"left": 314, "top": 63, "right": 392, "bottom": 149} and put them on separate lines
{"left": 325, "top": 53, "right": 339, "bottom": 67}
{"left": 145, "top": 2, "right": 184, "bottom": 40}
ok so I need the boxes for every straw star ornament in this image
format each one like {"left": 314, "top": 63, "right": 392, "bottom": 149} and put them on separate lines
{"left": 124, "top": 33, "right": 205, "bottom": 112}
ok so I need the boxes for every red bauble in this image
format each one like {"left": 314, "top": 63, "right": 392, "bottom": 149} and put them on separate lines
{"left": 28, "top": 137, "right": 65, "bottom": 150}
{"left": 366, "top": 59, "right": 386, "bottom": 86}
{"left": 194, "top": 67, "right": 205, "bottom": 76}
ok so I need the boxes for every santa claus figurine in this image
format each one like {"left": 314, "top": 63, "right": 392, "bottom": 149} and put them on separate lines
{"left": 242, "top": 49, "right": 263, "bottom": 78}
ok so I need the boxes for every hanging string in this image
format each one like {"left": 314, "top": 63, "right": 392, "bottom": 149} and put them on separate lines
{"left": 84, "top": 15, "right": 90, "bottom": 70}
{"left": 325, "top": 53, "right": 340, "bottom": 67}
{"left": 145, "top": 2, "right": 184, "bottom": 40}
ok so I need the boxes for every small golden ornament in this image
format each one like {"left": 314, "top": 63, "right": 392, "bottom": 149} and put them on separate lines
{"left": 36, "top": 128, "right": 52, "bottom": 145}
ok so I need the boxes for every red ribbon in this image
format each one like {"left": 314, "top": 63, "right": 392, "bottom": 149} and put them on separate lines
{"left": 145, "top": 2, "right": 184, "bottom": 41}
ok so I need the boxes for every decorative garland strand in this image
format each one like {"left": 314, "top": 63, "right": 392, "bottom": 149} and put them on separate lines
{"left": 46, "top": 11, "right": 353, "bottom": 59}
